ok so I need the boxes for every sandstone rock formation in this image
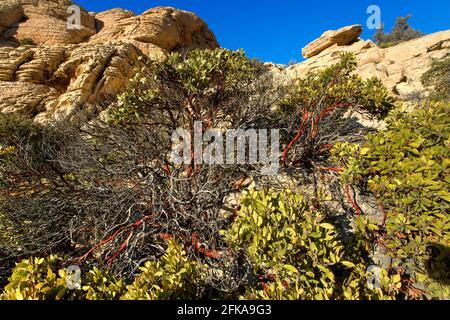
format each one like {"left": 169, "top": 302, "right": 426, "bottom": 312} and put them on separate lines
{"left": 290, "top": 28, "right": 450, "bottom": 100}
{"left": 90, "top": 7, "right": 218, "bottom": 57}
{"left": 0, "top": 1, "right": 219, "bottom": 123}
{"left": 4, "top": 0, "right": 96, "bottom": 45}
{"left": 302, "top": 24, "right": 362, "bottom": 58}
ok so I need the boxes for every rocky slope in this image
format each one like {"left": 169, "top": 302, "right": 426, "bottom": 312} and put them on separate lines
{"left": 0, "top": 0, "right": 218, "bottom": 123}
{"left": 287, "top": 25, "right": 450, "bottom": 99}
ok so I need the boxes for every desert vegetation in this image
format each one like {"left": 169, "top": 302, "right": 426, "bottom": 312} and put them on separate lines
{"left": 0, "top": 47, "right": 448, "bottom": 300}
{"left": 18, "top": 38, "right": 35, "bottom": 46}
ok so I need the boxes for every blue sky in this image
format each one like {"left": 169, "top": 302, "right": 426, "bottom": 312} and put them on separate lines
{"left": 76, "top": 0, "right": 450, "bottom": 64}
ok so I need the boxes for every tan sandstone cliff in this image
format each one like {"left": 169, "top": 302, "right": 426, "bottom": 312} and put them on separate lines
{"left": 0, "top": 0, "right": 218, "bottom": 123}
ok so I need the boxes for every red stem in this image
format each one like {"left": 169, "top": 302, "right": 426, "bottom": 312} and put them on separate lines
{"left": 282, "top": 111, "right": 310, "bottom": 165}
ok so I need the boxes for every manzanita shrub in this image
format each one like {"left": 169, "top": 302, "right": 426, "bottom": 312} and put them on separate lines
{"left": 122, "top": 240, "right": 206, "bottom": 300}
{"left": 276, "top": 52, "right": 395, "bottom": 167}
{"left": 0, "top": 255, "right": 125, "bottom": 300}
{"left": 0, "top": 48, "right": 276, "bottom": 287}
{"left": 0, "top": 240, "right": 204, "bottom": 300}
{"left": 108, "top": 47, "right": 267, "bottom": 127}
{"left": 224, "top": 189, "right": 401, "bottom": 300}
{"left": 1, "top": 193, "right": 403, "bottom": 300}
{"left": 332, "top": 101, "right": 450, "bottom": 299}
{"left": 279, "top": 52, "right": 395, "bottom": 121}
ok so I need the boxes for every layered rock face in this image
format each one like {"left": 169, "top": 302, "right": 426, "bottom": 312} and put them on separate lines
{"left": 2, "top": 0, "right": 96, "bottom": 45}
{"left": 0, "top": 42, "right": 144, "bottom": 122}
{"left": 0, "top": 1, "right": 219, "bottom": 123}
{"left": 290, "top": 26, "right": 450, "bottom": 99}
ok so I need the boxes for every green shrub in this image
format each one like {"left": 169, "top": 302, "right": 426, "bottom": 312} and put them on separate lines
{"left": 374, "top": 15, "right": 424, "bottom": 47}
{"left": 421, "top": 55, "right": 450, "bottom": 101}
{"left": 1, "top": 240, "right": 204, "bottom": 300}
{"left": 224, "top": 189, "right": 399, "bottom": 300}
{"left": 277, "top": 52, "right": 395, "bottom": 167}
{"left": 279, "top": 53, "right": 394, "bottom": 120}
{"left": 18, "top": 38, "right": 35, "bottom": 46}
{"left": 0, "top": 255, "right": 125, "bottom": 300}
{"left": 332, "top": 101, "right": 450, "bottom": 299}
{"left": 109, "top": 48, "right": 263, "bottom": 126}
{"left": 122, "top": 240, "right": 206, "bottom": 300}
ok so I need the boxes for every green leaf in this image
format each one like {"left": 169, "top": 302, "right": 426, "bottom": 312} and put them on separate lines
{"left": 283, "top": 265, "right": 299, "bottom": 273}
{"left": 319, "top": 223, "right": 335, "bottom": 230}
{"left": 341, "top": 261, "right": 355, "bottom": 268}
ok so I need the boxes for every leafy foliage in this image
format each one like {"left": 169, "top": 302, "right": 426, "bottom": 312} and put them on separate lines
{"left": 0, "top": 241, "right": 203, "bottom": 300}
{"left": 224, "top": 189, "right": 400, "bottom": 300}
{"left": 108, "top": 48, "right": 272, "bottom": 129}
{"left": 332, "top": 101, "right": 450, "bottom": 299}
{"left": 277, "top": 52, "right": 395, "bottom": 167}
{"left": 18, "top": 38, "right": 35, "bottom": 46}
{"left": 0, "top": 255, "right": 125, "bottom": 300}
{"left": 373, "top": 15, "right": 425, "bottom": 48}
{"left": 122, "top": 240, "right": 205, "bottom": 300}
